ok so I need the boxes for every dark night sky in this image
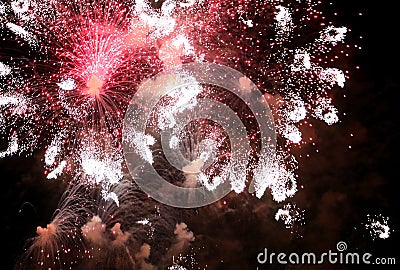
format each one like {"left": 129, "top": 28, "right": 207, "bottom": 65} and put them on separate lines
{"left": 1, "top": 0, "right": 399, "bottom": 269}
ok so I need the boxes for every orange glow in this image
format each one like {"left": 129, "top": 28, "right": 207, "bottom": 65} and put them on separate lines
{"left": 86, "top": 74, "right": 104, "bottom": 98}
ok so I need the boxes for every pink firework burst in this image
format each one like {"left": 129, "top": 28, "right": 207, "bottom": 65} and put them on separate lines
{"left": 0, "top": 0, "right": 356, "bottom": 201}
{"left": 1, "top": 0, "right": 168, "bottom": 183}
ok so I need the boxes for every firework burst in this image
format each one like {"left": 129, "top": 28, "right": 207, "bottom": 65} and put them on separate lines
{"left": 16, "top": 181, "right": 93, "bottom": 269}
{"left": 1, "top": 0, "right": 163, "bottom": 179}
{"left": 0, "top": 0, "right": 358, "bottom": 268}
{"left": 1, "top": 0, "right": 351, "bottom": 194}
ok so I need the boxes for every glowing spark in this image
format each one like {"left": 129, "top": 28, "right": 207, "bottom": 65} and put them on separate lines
{"left": 275, "top": 5, "right": 293, "bottom": 38}
{"left": 281, "top": 124, "right": 302, "bottom": 144}
{"left": 46, "top": 160, "right": 66, "bottom": 179}
{"left": 0, "top": 134, "right": 18, "bottom": 158}
{"left": 137, "top": 218, "right": 151, "bottom": 226}
{"left": 103, "top": 191, "right": 120, "bottom": 206}
{"left": 275, "top": 203, "right": 305, "bottom": 230}
{"left": 253, "top": 152, "right": 297, "bottom": 202}
{"left": 319, "top": 68, "right": 346, "bottom": 88}
{"left": 366, "top": 214, "right": 391, "bottom": 240}
{"left": 11, "top": 0, "right": 30, "bottom": 15}
{"left": 319, "top": 26, "right": 347, "bottom": 44}
{"left": 57, "top": 78, "right": 76, "bottom": 91}
{"left": 313, "top": 97, "right": 339, "bottom": 125}
{"left": 124, "top": 130, "right": 155, "bottom": 164}
{"left": 6, "top": 22, "right": 37, "bottom": 46}
{"left": 0, "top": 62, "right": 12, "bottom": 76}
{"left": 292, "top": 50, "right": 312, "bottom": 72}
{"left": 169, "top": 265, "right": 187, "bottom": 270}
